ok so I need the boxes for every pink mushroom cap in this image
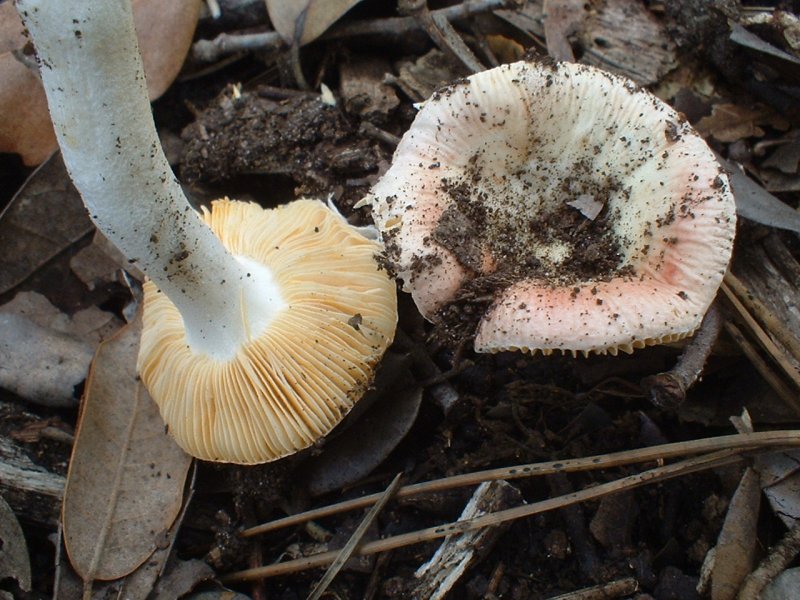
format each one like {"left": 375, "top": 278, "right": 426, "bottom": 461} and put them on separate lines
{"left": 366, "top": 60, "right": 736, "bottom": 356}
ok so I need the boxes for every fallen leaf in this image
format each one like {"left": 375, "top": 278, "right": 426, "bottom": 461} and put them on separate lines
{"left": 0, "top": 291, "right": 121, "bottom": 344}
{"left": 303, "top": 353, "right": 422, "bottom": 497}
{"left": 0, "top": 152, "right": 93, "bottom": 297}
{"left": 711, "top": 467, "right": 760, "bottom": 600}
{"left": 756, "top": 450, "right": 800, "bottom": 529}
{"left": 0, "top": 312, "right": 93, "bottom": 407}
{"left": 762, "top": 139, "right": 800, "bottom": 174}
{"left": 55, "top": 465, "right": 196, "bottom": 600}
{"left": 266, "top": 0, "right": 365, "bottom": 46}
{"left": 133, "top": 0, "right": 203, "bottom": 100}
{"left": 696, "top": 103, "right": 788, "bottom": 143}
{"left": 762, "top": 568, "right": 800, "bottom": 600}
{"left": 0, "top": 494, "right": 31, "bottom": 592}
{"left": 716, "top": 153, "right": 800, "bottom": 235}
{"left": 0, "top": 0, "right": 201, "bottom": 166}
{"left": 62, "top": 313, "right": 192, "bottom": 582}
{"left": 186, "top": 591, "right": 251, "bottom": 600}
{"left": 0, "top": 2, "right": 57, "bottom": 165}
{"left": 151, "top": 558, "right": 214, "bottom": 600}
{"left": 730, "top": 22, "right": 800, "bottom": 66}
{"left": 486, "top": 35, "right": 526, "bottom": 64}
{"left": 69, "top": 231, "right": 134, "bottom": 292}
{"left": 338, "top": 57, "right": 399, "bottom": 118}
{"left": 758, "top": 169, "right": 800, "bottom": 193}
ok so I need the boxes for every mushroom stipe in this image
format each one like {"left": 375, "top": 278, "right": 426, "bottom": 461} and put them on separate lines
{"left": 365, "top": 60, "right": 736, "bottom": 356}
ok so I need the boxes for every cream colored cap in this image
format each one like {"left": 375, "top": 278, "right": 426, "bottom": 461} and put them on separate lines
{"left": 366, "top": 60, "right": 735, "bottom": 356}
{"left": 138, "top": 199, "right": 397, "bottom": 463}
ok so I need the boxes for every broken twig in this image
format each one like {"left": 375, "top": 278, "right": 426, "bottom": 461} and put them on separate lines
{"left": 193, "top": 0, "right": 519, "bottom": 62}
{"left": 641, "top": 302, "right": 722, "bottom": 408}
{"left": 241, "top": 431, "right": 800, "bottom": 539}
{"left": 308, "top": 473, "right": 403, "bottom": 600}
{"left": 223, "top": 450, "right": 747, "bottom": 582}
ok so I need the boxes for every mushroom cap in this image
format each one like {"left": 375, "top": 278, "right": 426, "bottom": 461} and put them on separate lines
{"left": 138, "top": 199, "right": 397, "bottom": 464}
{"left": 366, "top": 60, "right": 736, "bottom": 356}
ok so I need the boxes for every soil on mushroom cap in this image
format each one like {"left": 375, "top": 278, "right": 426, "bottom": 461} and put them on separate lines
{"left": 430, "top": 158, "right": 635, "bottom": 346}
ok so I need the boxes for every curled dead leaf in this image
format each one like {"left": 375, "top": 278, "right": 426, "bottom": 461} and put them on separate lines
{"left": 0, "top": 0, "right": 201, "bottom": 165}
{"left": 266, "top": 0, "right": 365, "bottom": 46}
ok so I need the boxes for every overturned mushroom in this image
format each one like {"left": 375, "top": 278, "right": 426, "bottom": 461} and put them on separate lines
{"left": 19, "top": 0, "right": 397, "bottom": 463}
{"left": 365, "top": 60, "right": 736, "bottom": 356}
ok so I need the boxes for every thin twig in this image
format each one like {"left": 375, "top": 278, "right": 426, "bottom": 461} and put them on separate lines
{"left": 737, "top": 521, "right": 800, "bottom": 599}
{"left": 241, "top": 431, "right": 800, "bottom": 538}
{"left": 721, "top": 280, "right": 800, "bottom": 391}
{"left": 544, "top": 577, "right": 639, "bottom": 599}
{"left": 724, "top": 321, "right": 800, "bottom": 414}
{"left": 192, "top": 0, "right": 519, "bottom": 62}
{"left": 400, "top": 0, "right": 486, "bottom": 72}
{"left": 724, "top": 271, "right": 800, "bottom": 365}
{"left": 641, "top": 302, "right": 723, "bottom": 408}
{"left": 222, "top": 450, "right": 745, "bottom": 582}
{"left": 307, "top": 473, "right": 403, "bottom": 600}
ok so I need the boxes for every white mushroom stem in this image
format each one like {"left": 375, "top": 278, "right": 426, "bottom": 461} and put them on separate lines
{"left": 17, "top": 0, "right": 283, "bottom": 360}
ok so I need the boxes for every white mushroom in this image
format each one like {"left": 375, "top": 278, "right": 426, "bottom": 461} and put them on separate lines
{"left": 365, "top": 60, "right": 736, "bottom": 356}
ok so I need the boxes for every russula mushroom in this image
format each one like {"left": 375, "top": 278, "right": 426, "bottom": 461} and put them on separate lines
{"left": 365, "top": 60, "right": 736, "bottom": 356}
{"left": 19, "top": 0, "right": 397, "bottom": 463}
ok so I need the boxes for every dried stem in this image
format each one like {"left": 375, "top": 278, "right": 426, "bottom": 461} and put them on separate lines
{"left": 641, "top": 302, "right": 723, "bottom": 408}
{"left": 545, "top": 577, "right": 639, "bottom": 599}
{"left": 721, "top": 277, "right": 800, "bottom": 391}
{"left": 223, "top": 450, "right": 746, "bottom": 582}
{"left": 737, "top": 521, "right": 800, "bottom": 599}
{"left": 193, "top": 0, "right": 519, "bottom": 62}
{"left": 307, "top": 473, "right": 403, "bottom": 600}
{"left": 241, "top": 431, "right": 800, "bottom": 539}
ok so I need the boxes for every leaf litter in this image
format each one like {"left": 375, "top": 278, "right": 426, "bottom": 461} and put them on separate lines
{"left": 62, "top": 312, "right": 191, "bottom": 583}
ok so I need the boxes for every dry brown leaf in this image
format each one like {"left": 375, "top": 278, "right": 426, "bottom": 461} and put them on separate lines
{"left": 0, "top": 0, "right": 201, "bottom": 166}
{"left": 486, "top": 35, "right": 526, "bottom": 64}
{"left": 0, "top": 494, "right": 31, "bottom": 592}
{"left": 133, "top": 0, "right": 203, "bottom": 100}
{"left": 757, "top": 450, "right": 800, "bottom": 529}
{"left": 0, "top": 2, "right": 56, "bottom": 165}
{"left": 711, "top": 467, "right": 761, "bottom": 600}
{"left": 63, "top": 313, "right": 192, "bottom": 582}
{"left": 715, "top": 153, "right": 800, "bottom": 235}
{"left": 696, "top": 103, "right": 789, "bottom": 143}
{"left": 302, "top": 353, "right": 422, "bottom": 497}
{"left": 0, "top": 152, "right": 94, "bottom": 297}
{"left": 266, "top": 0, "right": 365, "bottom": 46}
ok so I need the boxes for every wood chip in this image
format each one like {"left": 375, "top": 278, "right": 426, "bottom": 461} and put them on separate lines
{"left": 411, "top": 480, "right": 523, "bottom": 600}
